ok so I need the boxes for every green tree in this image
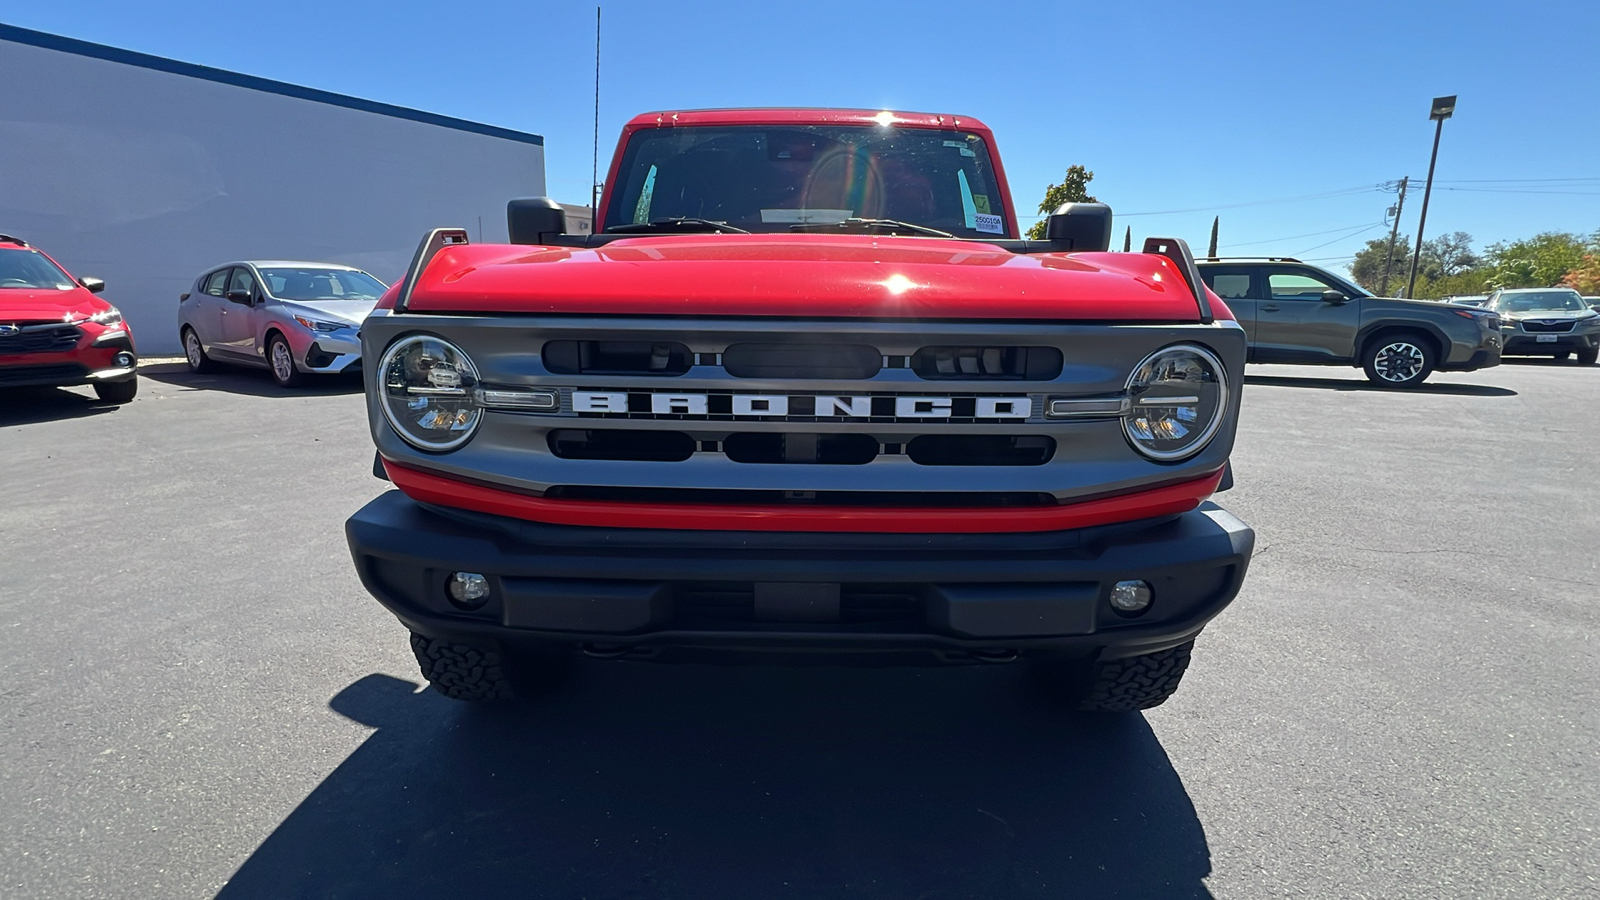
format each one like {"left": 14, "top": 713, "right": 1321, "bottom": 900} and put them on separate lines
{"left": 1560, "top": 252, "right": 1600, "bottom": 295}
{"left": 1483, "top": 231, "right": 1593, "bottom": 288}
{"left": 1420, "top": 232, "right": 1480, "bottom": 279}
{"left": 1351, "top": 235, "right": 1411, "bottom": 294}
{"left": 1026, "top": 165, "right": 1098, "bottom": 240}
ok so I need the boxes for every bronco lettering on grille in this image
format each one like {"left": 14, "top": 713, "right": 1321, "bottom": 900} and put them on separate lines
{"left": 571, "top": 391, "right": 1034, "bottom": 420}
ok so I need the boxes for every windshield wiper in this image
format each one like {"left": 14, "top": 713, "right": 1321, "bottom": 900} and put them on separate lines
{"left": 606, "top": 217, "right": 750, "bottom": 235}
{"left": 789, "top": 218, "right": 954, "bottom": 238}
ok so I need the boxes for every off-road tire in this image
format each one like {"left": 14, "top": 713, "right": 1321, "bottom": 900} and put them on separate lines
{"left": 1035, "top": 641, "right": 1195, "bottom": 712}
{"left": 182, "top": 327, "right": 217, "bottom": 374}
{"left": 409, "top": 633, "right": 514, "bottom": 701}
{"left": 1576, "top": 348, "right": 1598, "bottom": 366}
{"left": 1076, "top": 641, "right": 1194, "bottom": 711}
{"left": 93, "top": 377, "right": 138, "bottom": 404}
{"left": 267, "top": 333, "right": 307, "bottom": 388}
{"left": 1362, "top": 330, "right": 1435, "bottom": 388}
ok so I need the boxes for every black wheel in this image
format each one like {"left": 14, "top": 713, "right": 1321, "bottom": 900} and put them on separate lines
{"left": 1033, "top": 641, "right": 1195, "bottom": 712}
{"left": 266, "top": 333, "right": 307, "bottom": 388}
{"left": 408, "top": 632, "right": 569, "bottom": 702}
{"left": 93, "top": 377, "right": 138, "bottom": 404}
{"left": 1362, "top": 331, "right": 1435, "bottom": 388}
{"left": 182, "top": 327, "right": 217, "bottom": 374}
{"left": 1578, "top": 348, "right": 1598, "bottom": 366}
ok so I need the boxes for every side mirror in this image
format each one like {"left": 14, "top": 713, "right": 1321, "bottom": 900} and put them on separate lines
{"left": 1322, "top": 290, "right": 1349, "bottom": 304}
{"left": 508, "top": 197, "right": 568, "bottom": 245}
{"left": 1044, "top": 202, "right": 1113, "bottom": 251}
{"left": 225, "top": 289, "right": 252, "bottom": 304}
{"left": 79, "top": 276, "right": 105, "bottom": 293}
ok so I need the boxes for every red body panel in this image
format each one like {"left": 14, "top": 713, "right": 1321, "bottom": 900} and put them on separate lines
{"left": 397, "top": 235, "right": 1220, "bottom": 321}
{"left": 383, "top": 459, "right": 1223, "bottom": 534}
{"left": 0, "top": 248, "right": 135, "bottom": 376}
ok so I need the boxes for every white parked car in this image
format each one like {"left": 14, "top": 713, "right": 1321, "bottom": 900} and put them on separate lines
{"left": 178, "top": 261, "right": 387, "bottom": 386}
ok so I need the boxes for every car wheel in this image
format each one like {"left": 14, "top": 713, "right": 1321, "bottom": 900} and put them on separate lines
{"left": 92, "top": 377, "right": 138, "bottom": 404}
{"left": 1031, "top": 641, "right": 1194, "bottom": 712}
{"left": 267, "top": 333, "right": 307, "bottom": 388}
{"left": 408, "top": 632, "right": 568, "bottom": 702}
{"left": 182, "top": 327, "right": 217, "bottom": 374}
{"left": 1577, "top": 348, "right": 1598, "bottom": 366}
{"left": 1362, "top": 332, "right": 1434, "bottom": 388}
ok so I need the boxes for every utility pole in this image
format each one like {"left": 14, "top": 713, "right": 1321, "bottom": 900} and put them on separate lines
{"left": 590, "top": 7, "right": 602, "bottom": 215}
{"left": 1406, "top": 95, "right": 1456, "bottom": 299}
{"left": 1378, "top": 176, "right": 1408, "bottom": 296}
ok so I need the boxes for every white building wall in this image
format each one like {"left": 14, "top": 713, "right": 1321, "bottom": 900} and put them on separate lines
{"left": 0, "top": 32, "right": 545, "bottom": 354}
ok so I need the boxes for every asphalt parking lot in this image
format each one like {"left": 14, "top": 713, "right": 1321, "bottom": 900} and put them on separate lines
{"left": 2, "top": 359, "right": 1596, "bottom": 899}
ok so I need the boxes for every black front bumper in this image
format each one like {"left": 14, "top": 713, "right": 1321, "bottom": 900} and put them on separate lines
{"left": 1502, "top": 333, "right": 1596, "bottom": 355}
{"left": 346, "top": 491, "right": 1254, "bottom": 664}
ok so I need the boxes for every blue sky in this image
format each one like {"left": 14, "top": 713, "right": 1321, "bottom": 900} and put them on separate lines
{"left": 7, "top": 0, "right": 1597, "bottom": 274}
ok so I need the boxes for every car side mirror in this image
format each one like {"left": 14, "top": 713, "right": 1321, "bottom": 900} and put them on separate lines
{"left": 79, "top": 276, "right": 105, "bottom": 293}
{"left": 507, "top": 197, "right": 568, "bottom": 244}
{"left": 1044, "top": 202, "right": 1113, "bottom": 251}
{"left": 1322, "top": 290, "right": 1348, "bottom": 304}
{"left": 225, "top": 289, "right": 252, "bottom": 304}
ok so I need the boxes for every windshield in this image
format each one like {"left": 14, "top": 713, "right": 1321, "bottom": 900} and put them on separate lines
{"left": 1493, "top": 290, "right": 1588, "bottom": 313}
{"left": 260, "top": 267, "right": 386, "bottom": 301}
{"left": 0, "top": 249, "right": 75, "bottom": 290}
{"left": 602, "top": 124, "right": 1012, "bottom": 238}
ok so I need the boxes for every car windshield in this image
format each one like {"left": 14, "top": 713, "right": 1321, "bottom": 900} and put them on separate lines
{"left": 260, "top": 267, "right": 386, "bottom": 301}
{"left": 1493, "top": 290, "right": 1587, "bottom": 313}
{"left": 0, "top": 249, "right": 75, "bottom": 290}
{"left": 602, "top": 124, "right": 1012, "bottom": 238}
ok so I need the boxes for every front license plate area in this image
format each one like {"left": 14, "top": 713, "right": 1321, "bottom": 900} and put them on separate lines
{"left": 1536, "top": 334, "right": 1558, "bottom": 343}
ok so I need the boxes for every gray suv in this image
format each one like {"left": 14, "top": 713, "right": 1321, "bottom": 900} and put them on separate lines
{"left": 1197, "top": 258, "right": 1502, "bottom": 387}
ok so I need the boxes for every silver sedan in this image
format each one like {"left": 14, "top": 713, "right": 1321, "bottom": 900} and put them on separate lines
{"left": 178, "top": 261, "right": 387, "bottom": 387}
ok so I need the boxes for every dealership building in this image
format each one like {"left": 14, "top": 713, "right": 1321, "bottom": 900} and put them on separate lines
{"left": 0, "top": 24, "right": 548, "bottom": 354}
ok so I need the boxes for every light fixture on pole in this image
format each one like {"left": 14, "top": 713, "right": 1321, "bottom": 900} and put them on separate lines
{"left": 1405, "top": 95, "right": 1455, "bottom": 299}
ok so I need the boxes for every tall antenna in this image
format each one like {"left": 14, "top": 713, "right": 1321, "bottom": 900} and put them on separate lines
{"left": 591, "top": 6, "right": 602, "bottom": 216}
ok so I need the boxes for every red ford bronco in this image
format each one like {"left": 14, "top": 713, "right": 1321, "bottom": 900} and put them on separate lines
{"left": 346, "top": 109, "right": 1255, "bottom": 711}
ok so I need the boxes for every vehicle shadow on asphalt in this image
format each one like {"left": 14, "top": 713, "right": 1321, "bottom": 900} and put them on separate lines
{"left": 0, "top": 386, "right": 123, "bottom": 426}
{"left": 216, "top": 663, "right": 1214, "bottom": 899}
{"left": 1243, "top": 374, "right": 1516, "bottom": 396}
{"left": 138, "top": 362, "right": 363, "bottom": 397}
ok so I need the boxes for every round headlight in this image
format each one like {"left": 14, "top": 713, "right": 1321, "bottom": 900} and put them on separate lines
{"left": 1123, "top": 344, "right": 1228, "bottom": 461}
{"left": 379, "top": 335, "right": 482, "bottom": 452}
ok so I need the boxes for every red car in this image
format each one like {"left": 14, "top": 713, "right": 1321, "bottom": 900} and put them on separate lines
{"left": 0, "top": 235, "right": 138, "bottom": 403}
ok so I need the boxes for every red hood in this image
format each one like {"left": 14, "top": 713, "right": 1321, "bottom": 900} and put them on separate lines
{"left": 399, "top": 235, "right": 1221, "bottom": 322}
{"left": 0, "top": 287, "right": 104, "bottom": 323}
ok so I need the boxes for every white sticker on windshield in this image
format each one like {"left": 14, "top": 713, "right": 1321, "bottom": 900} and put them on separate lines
{"left": 974, "top": 213, "right": 1004, "bottom": 234}
{"left": 943, "top": 140, "right": 976, "bottom": 157}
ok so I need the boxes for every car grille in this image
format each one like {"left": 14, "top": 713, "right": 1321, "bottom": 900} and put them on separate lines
{"left": 671, "top": 582, "right": 924, "bottom": 628}
{"left": 0, "top": 322, "right": 83, "bottom": 354}
{"left": 0, "top": 363, "right": 88, "bottom": 386}
{"left": 1519, "top": 320, "right": 1576, "bottom": 334}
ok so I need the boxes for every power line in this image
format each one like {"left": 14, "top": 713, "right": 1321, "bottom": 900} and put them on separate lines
{"left": 1431, "top": 176, "right": 1600, "bottom": 184}
{"left": 1430, "top": 187, "right": 1600, "bottom": 196}
{"left": 1222, "top": 221, "right": 1382, "bottom": 249}
{"left": 1292, "top": 222, "right": 1386, "bottom": 255}
{"left": 1115, "top": 184, "right": 1384, "bottom": 217}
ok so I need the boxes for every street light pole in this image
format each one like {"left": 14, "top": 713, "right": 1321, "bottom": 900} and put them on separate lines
{"left": 1406, "top": 95, "right": 1456, "bottom": 299}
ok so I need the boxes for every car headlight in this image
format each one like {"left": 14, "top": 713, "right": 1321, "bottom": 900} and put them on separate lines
{"left": 88, "top": 306, "right": 122, "bottom": 326}
{"left": 1123, "top": 344, "right": 1228, "bottom": 461}
{"left": 294, "top": 316, "right": 348, "bottom": 333}
{"left": 378, "top": 335, "right": 482, "bottom": 452}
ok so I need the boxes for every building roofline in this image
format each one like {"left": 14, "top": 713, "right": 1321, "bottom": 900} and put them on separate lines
{"left": 0, "top": 22, "right": 543, "bottom": 147}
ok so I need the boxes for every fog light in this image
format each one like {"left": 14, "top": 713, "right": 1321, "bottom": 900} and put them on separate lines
{"left": 1110, "top": 580, "right": 1153, "bottom": 614}
{"left": 447, "top": 572, "right": 491, "bottom": 609}
{"left": 115, "top": 352, "right": 134, "bottom": 367}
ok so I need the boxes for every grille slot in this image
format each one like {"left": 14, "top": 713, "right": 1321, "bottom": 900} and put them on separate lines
{"left": 723, "top": 432, "right": 878, "bottom": 465}
{"left": 722, "top": 343, "right": 881, "bottom": 379}
{"left": 0, "top": 324, "right": 82, "bottom": 355}
{"left": 544, "top": 486, "right": 1058, "bottom": 507}
{"left": 547, "top": 429, "right": 696, "bottom": 461}
{"left": 912, "top": 346, "right": 1063, "bottom": 380}
{"left": 1519, "top": 320, "right": 1576, "bottom": 334}
{"left": 906, "top": 435, "right": 1056, "bottom": 466}
{"left": 0, "top": 363, "right": 87, "bottom": 386}
{"left": 543, "top": 340, "right": 692, "bottom": 375}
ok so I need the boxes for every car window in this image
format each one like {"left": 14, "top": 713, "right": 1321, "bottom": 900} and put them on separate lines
{"left": 227, "top": 267, "right": 257, "bottom": 297}
{"left": 0, "top": 249, "right": 76, "bottom": 289}
{"left": 1268, "top": 270, "right": 1340, "bottom": 301}
{"left": 1199, "top": 266, "right": 1259, "bottom": 300}
{"left": 203, "top": 270, "right": 229, "bottom": 297}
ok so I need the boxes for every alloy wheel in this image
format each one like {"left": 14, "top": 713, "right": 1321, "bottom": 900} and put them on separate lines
{"left": 271, "top": 341, "right": 295, "bottom": 384}
{"left": 185, "top": 332, "right": 202, "bottom": 369}
{"left": 1373, "top": 341, "right": 1425, "bottom": 383}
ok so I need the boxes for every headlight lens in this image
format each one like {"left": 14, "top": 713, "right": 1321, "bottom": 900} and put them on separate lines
{"left": 88, "top": 306, "right": 122, "bottom": 326}
{"left": 1123, "top": 344, "right": 1228, "bottom": 461}
{"left": 294, "top": 316, "right": 347, "bottom": 333}
{"left": 379, "top": 335, "right": 482, "bottom": 451}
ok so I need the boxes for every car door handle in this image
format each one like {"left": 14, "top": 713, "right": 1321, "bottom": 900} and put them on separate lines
{"left": 1261, "top": 304, "right": 1281, "bottom": 312}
